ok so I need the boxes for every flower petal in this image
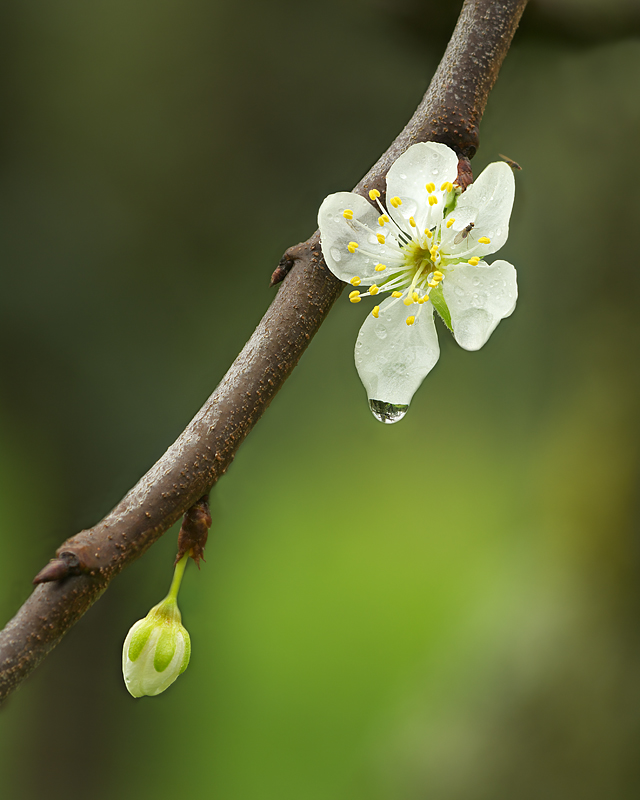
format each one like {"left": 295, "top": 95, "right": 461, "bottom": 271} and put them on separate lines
{"left": 442, "top": 259, "right": 517, "bottom": 351}
{"left": 355, "top": 295, "right": 440, "bottom": 406}
{"left": 448, "top": 161, "right": 515, "bottom": 258}
{"left": 386, "top": 142, "right": 459, "bottom": 234}
{"left": 318, "top": 192, "right": 404, "bottom": 285}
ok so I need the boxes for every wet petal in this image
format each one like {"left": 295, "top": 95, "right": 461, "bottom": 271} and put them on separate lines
{"left": 442, "top": 260, "right": 517, "bottom": 351}
{"left": 355, "top": 295, "right": 440, "bottom": 406}
{"left": 386, "top": 142, "right": 459, "bottom": 234}
{"left": 319, "top": 192, "right": 404, "bottom": 285}
{"left": 451, "top": 162, "right": 515, "bottom": 258}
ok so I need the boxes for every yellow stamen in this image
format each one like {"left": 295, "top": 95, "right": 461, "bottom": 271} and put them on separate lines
{"left": 428, "top": 280, "right": 437, "bottom": 288}
{"left": 440, "top": 181, "right": 454, "bottom": 192}
{"left": 375, "top": 264, "right": 386, "bottom": 272}
{"left": 378, "top": 214, "right": 390, "bottom": 226}
{"left": 424, "top": 229, "right": 433, "bottom": 238}
{"left": 369, "top": 189, "right": 381, "bottom": 200}
{"left": 403, "top": 297, "right": 413, "bottom": 306}
{"left": 350, "top": 276, "right": 361, "bottom": 286}
{"left": 392, "top": 291, "right": 402, "bottom": 298}
{"left": 389, "top": 196, "right": 402, "bottom": 207}
{"left": 347, "top": 241, "right": 358, "bottom": 253}
{"left": 409, "top": 216, "right": 416, "bottom": 227}
{"left": 446, "top": 218, "right": 455, "bottom": 228}
{"left": 468, "top": 257, "right": 480, "bottom": 266}
{"left": 425, "top": 182, "right": 435, "bottom": 193}
{"left": 433, "top": 271, "right": 444, "bottom": 280}
{"left": 376, "top": 233, "right": 385, "bottom": 244}
{"left": 406, "top": 316, "right": 416, "bottom": 326}
{"left": 342, "top": 209, "right": 353, "bottom": 220}
{"left": 418, "top": 298, "right": 424, "bottom": 305}
{"left": 428, "top": 196, "right": 438, "bottom": 206}
{"left": 424, "top": 295, "right": 430, "bottom": 302}
{"left": 370, "top": 285, "right": 379, "bottom": 295}
{"left": 412, "top": 291, "right": 419, "bottom": 302}
{"left": 372, "top": 305, "right": 380, "bottom": 318}
{"left": 478, "top": 236, "right": 491, "bottom": 244}
{"left": 349, "top": 291, "right": 362, "bottom": 303}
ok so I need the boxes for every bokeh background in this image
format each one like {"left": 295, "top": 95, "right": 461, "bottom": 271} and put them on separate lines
{"left": 1, "top": 0, "right": 640, "bottom": 798}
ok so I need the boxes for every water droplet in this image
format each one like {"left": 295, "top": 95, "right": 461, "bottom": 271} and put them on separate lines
{"left": 472, "top": 277, "right": 480, "bottom": 287}
{"left": 330, "top": 248, "right": 342, "bottom": 262}
{"left": 355, "top": 341, "right": 363, "bottom": 349}
{"left": 496, "top": 228, "right": 502, "bottom": 236}
{"left": 432, "top": 168, "right": 439, "bottom": 175}
{"left": 375, "top": 325, "right": 387, "bottom": 340}
{"left": 455, "top": 285, "right": 465, "bottom": 297}
{"left": 363, "top": 346, "right": 370, "bottom": 356}
{"left": 369, "top": 399, "right": 409, "bottom": 424}
{"left": 399, "top": 173, "right": 407, "bottom": 180}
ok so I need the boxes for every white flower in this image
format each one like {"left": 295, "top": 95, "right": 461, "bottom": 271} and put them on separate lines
{"left": 318, "top": 142, "right": 517, "bottom": 423}
{"left": 122, "top": 597, "right": 191, "bottom": 698}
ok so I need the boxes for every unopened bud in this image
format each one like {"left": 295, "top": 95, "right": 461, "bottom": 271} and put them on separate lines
{"left": 122, "top": 598, "right": 191, "bottom": 697}
{"left": 122, "top": 553, "right": 191, "bottom": 698}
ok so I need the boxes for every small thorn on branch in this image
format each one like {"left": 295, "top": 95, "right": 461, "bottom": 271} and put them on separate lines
{"left": 175, "top": 495, "right": 212, "bottom": 568}
{"left": 33, "top": 551, "right": 82, "bottom": 585}
{"left": 270, "top": 242, "right": 307, "bottom": 287}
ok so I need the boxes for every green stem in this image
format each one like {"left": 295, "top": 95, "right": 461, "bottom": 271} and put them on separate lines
{"left": 166, "top": 553, "right": 189, "bottom": 603}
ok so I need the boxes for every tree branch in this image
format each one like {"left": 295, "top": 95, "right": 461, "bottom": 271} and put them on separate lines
{"left": 0, "top": 0, "right": 528, "bottom": 706}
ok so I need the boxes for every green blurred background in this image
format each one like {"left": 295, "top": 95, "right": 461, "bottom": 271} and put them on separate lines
{"left": 2, "top": 0, "right": 640, "bottom": 797}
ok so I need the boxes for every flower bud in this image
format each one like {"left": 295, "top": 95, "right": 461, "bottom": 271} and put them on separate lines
{"left": 122, "top": 597, "right": 191, "bottom": 698}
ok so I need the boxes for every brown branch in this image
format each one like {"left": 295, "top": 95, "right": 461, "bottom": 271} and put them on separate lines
{"left": 0, "top": 0, "right": 528, "bottom": 706}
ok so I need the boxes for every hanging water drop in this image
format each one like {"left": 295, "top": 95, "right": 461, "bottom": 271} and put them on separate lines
{"left": 369, "top": 399, "right": 409, "bottom": 424}
{"left": 330, "top": 248, "right": 342, "bottom": 262}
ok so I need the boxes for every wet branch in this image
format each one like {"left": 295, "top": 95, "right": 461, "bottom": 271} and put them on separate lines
{"left": 0, "top": 0, "right": 528, "bottom": 706}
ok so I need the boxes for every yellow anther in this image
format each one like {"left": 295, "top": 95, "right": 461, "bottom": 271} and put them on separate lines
{"left": 433, "top": 271, "right": 444, "bottom": 280}
{"left": 468, "top": 257, "right": 480, "bottom": 266}
{"left": 343, "top": 209, "right": 354, "bottom": 220}
{"left": 424, "top": 295, "right": 430, "bottom": 302}
{"left": 446, "top": 218, "right": 455, "bottom": 228}
{"left": 428, "top": 195, "right": 438, "bottom": 206}
{"left": 372, "top": 305, "right": 380, "bottom": 318}
{"left": 369, "top": 189, "right": 381, "bottom": 200}
{"left": 441, "top": 181, "right": 454, "bottom": 192}
{"left": 347, "top": 241, "right": 359, "bottom": 253}
{"left": 378, "top": 214, "right": 390, "bottom": 226}
{"left": 370, "top": 285, "right": 379, "bottom": 295}
{"left": 392, "top": 291, "right": 402, "bottom": 298}
{"left": 412, "top": 291, "right": 419, "bottom": 302}
{"left": 478, "top": 236, "right": 491, "bottom": 244}
{"left": 350, "top": 276, "right": 361, "bottom": 286}
{"left": 428, "top": 280, "right": 437, "bottom": 288}
{"left": 389, "top": 196, "right": 402, "bottom": 207}
{"left": 375, "top": 263, "right": 386, "bottom": 272}
{"left": 409, "top": 216, "right": 416, "bottom": 227}
{"left": 403, "top": 297, "right": 413, "bottom": 306}
{"left": 430, "top": 246, "right": 438, "bottom": 259}
{"left": 376, "top": 233, "right": 385, "bottom": 244}
{"left": 418, "top": 297, "right": 424, "bottom": 305}
{"left": 349, "top": 291, "right": 362, "bottom": 303}
{"left": 406, "top": 316, "right": 416, "bottom": 326}
{"left": 424, "top": 229, "right": 433, "bottom": 238}
{"left": 425, "top": 182, "right": 435, "bottom": 193}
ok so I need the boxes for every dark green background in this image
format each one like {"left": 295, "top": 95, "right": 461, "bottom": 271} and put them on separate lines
{"left": 2, "top": 1, "right": 640, "bottom": 798}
